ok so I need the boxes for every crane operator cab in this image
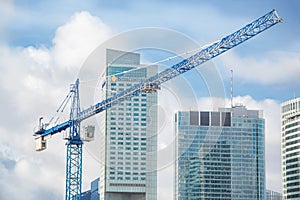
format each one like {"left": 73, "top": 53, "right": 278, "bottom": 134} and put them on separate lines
{"left": 34, "top": 117, "right": 47, "bottom": 151}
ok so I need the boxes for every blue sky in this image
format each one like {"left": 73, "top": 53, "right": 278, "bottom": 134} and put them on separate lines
{"left": 0, "top": 0, "right": 299, "bottom": 199}
{"left": 7, "top": 0, "right": 299, "bottom": 50}
{"left": 6, "top": 0, "right": 300, "bottom": 101}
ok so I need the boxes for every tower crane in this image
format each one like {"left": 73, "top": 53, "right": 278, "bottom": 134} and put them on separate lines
{"left": 33, "top": 9, "right": 282, "bottom": 200}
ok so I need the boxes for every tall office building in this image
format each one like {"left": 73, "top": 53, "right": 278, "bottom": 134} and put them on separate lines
{"left": 281, "top": 98, "right": 300, "bottom": 199}
{"left": 174, "top": 105, "right": 265, "bottom": 200}
{"left": 99, "top": 49, "right": 157, "bottom": 200}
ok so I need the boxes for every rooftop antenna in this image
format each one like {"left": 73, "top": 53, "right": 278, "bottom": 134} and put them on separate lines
{"left": 230, "top": 69, "right": 233, "bottom": 108}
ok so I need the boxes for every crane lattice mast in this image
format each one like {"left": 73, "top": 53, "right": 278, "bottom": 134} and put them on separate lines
{"left": 33, "top": 9, "right": 281, "bottom": 200}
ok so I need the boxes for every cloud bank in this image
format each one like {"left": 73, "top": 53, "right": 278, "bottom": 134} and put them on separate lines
{"left": 220, "top": 50, "right": 300, "bottom": 85}
{"left": 0, "top": 11, "right": 113, "bottom": 200}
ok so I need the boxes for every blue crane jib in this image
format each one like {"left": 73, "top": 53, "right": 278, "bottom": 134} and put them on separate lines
{"left": 33, "top": 9, "right": 282, "bottom": 200}
{"left": 34, "top": 9, "right": 282, "bottom": 138}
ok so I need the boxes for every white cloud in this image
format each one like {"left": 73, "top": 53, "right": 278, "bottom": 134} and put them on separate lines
{"left": 220, "top": 50, "right": 300, "bottom": 85}
{"left": 52, "top": 11, "right": 112, "bottom": 70}
{"left": 24, "top": 46, "right": 51, "bottom": 69}
{"left": 0, "top": 11, "right": 113, "bottom": 199}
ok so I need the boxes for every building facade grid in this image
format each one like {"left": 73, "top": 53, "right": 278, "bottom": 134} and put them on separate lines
{"left": 281, "top": 98, "right": 300, "bottom": 200}
{"left": 99, "top": 49, "right": 157, "bottom": 200}
{"left": 175, "top": 106, "right": 265, "bottom": 200}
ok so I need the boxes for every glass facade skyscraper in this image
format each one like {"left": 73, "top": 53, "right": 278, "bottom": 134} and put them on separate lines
{"left": 174, "top": 105, "right": 265, "bottom": 200}
{"left": 99, "top": 49, "right": 157, "bottom": 200}
{"left": 281, "top": 98, "right": 300, "bottom": 199}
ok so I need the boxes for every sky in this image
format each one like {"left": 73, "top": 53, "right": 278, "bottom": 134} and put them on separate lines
{"left": 0, "top": 0, "right": 300, "bottom": 199}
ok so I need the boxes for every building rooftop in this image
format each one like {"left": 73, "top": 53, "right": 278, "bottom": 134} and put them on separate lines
{"left": 219, "top": 104, "right": 263, "bottom": 118}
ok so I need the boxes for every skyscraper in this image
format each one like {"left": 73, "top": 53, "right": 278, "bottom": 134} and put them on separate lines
{"left": 174, "top": 105, "right": 265, "bottom": 200}
{"left": 281, "top": 98, "right": 300, "bottom": 199}
{"left": 99, "top": 49, "right": 157, "bottom": 200}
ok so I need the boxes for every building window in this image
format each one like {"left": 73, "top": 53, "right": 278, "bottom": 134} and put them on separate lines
{"left": 200, "top": 112, "right": 209, "bottom": 126}
{"left": 190, "top": 111, "right": 199, "bottom": 125}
